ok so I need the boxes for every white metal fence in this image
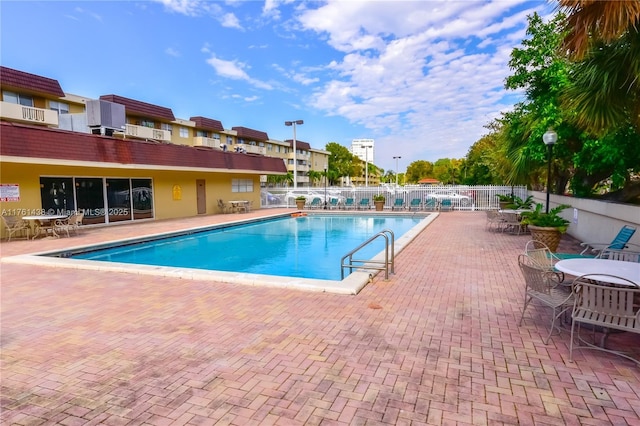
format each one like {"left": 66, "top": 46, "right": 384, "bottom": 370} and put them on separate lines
{"left": 260, "top": 185, "right": 528, "bottom": 211}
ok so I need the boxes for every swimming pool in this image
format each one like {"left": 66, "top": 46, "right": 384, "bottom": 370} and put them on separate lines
{"left": 4, "top": 212, "right": 437, "bottom": 294}
{"left": 70, "top": 214, "right": 424, "bottom": 281}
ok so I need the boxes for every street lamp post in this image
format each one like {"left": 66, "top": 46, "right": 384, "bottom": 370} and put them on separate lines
{"left": 364, "top": 145, "right": 372, "bottom": 187}
{"left": 543, "top": 128, "right": 558, "bottom": 214}
{"left": 324, "top": 165, "right": 328, "bottom": 209}
{"left": 393, "top": 156, "right": 401, "bottom": 186}
{"left": 285, "top": 120, "right": 304, "bottom": 189}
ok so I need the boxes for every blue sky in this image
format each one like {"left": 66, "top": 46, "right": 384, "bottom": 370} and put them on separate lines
{"left": 1, "top": 0, "right": 554, "bottom": 172}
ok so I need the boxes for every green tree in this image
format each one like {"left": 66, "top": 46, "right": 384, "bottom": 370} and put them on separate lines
{"left": 325, "top": 142, "right": 357, "bottom": 184}
{"left": 405, "top": 160, "right": 434, "bottom": 183}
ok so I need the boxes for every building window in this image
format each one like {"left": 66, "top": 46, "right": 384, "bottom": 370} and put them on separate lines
{"left": 49, "top": 101, "right": 69, "bottom": 114}
{"left": 232, "top": 179, "right": 254, "bottom": 193}
{"left": 196, "top": 130, "right": 208, "bottom": 137}
{"left": 161, "top": 123, "right": 173, "bottom": 134}
{"left": 140, "top": 119, "right": 155, "bottom": 128}
{"left": 267, "top": 144, "right": 272, "bottom": 151}
{"left": 179, "top": 127, "right": 189, "bottom": 138}
{"left": 3, "top": 91, "right": 33, "bottom": 106}
{"left": 227, "top": 136, "right": 233, "bottom": 144}
{"left": 212, "top": 134, "right": 220, "bottom": 140}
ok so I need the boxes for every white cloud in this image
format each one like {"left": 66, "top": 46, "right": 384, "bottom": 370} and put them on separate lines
{"left": 165, "top": 47, "right": 181, "bottom": 57}
{"left": 205, "top": 54, "right": 273, "bottom": 90}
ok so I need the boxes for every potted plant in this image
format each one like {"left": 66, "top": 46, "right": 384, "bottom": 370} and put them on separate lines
{"left": 373, "top": 194, "right": 386, "bottom": 211}
{"left": 520, "top": 203, "right": 571, "bottom": 251}
{"left": 510, "top": 195, "right": 534, "bottom": 210}
{"left": 294, "top": 196, "right": 306, "bottom": 210}
{"left": 496, "top": 194, "right": 516, "bottom": 209}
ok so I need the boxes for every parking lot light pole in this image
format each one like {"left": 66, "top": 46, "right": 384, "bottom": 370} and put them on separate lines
{"left": 393, "top": 156, "right": 401, "bottom": 186}
{"left": 542, "top": 128, "right": 558, "bottom": 214}
{"left": 285, "top": 120, "right": 304, "bottom": 189}
{"left": 364, "top": 145, "right": 372, "bottom": 187}
{"left": 324, "top": 166, "right": 328, "bottom": 209}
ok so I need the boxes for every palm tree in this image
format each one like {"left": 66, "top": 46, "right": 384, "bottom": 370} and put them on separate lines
{"left": 559, "top": 0, "right": 640, "bottom": 60}
{"left": 558, "top": 0, "right": 640, "bottom": 133}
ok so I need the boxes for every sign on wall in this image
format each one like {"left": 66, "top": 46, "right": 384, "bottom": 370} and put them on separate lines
{"left": 0, "top": 184, "right": 20, "bottom": 202}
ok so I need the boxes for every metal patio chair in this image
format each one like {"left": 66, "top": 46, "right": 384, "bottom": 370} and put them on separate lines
{"left": 2, "top": 215, "right": 31, "bottom": 241}
{"left": 569, "top": 274, "right": 640, "bottom": 365}
{"left": 518, "top": 254, "right": 575, "bottom": 344}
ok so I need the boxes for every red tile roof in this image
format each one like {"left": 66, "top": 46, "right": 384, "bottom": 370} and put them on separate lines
{"left": 0, "top": 66, "right": 65, "bottom": 97}
{"left": 190, "top": 116, "right": 224, "bottom": 132}
{"left": 99, "top": 95, "right": 175, "bottom": 122}
{"left": 232, "top": 126, "right": 268, "bottom": 141}
{"left": 285, "top": 139, "right": 311, "bottom": 150}
{"left": 0, "top": 122, "right": 287, "bottom": 174}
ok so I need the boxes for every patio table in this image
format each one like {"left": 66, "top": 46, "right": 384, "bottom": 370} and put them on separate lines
{"left": 22, "top": 215, "right": 68, "bottom": 239}
{"left": 555, "top": 258, "right": 640, "bottom": 285}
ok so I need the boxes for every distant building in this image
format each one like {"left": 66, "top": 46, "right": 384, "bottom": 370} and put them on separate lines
{"left": 351, "top": 138, "right": 375, "bottom": 163}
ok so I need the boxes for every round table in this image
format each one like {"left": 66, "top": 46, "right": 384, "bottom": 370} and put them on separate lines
{"left": 554, "top": 258, "right": 640, "bottom": 286}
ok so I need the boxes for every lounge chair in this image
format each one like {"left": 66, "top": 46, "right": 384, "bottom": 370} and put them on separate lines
{"left": 440, "top": 199, "right": 453, "bottom": 211}
{"left": 357, "top": 198, "right": 370, "bottom": 210}
{"left": 424, "top": 198, "right": 438, "bottom": 211}
{"left": 343, "top": 198, "right": 355, "bottom": 210}
{"left": 391, "top": 198, "right": 405, "bottom": 211}
{"left": 579, "top": 225, "right": 637, "bottom": 256}
{"left": 408, "top": 198, "right": 422, "bottom": 211}
{"left": 309, "top": 197, "right": 323, "bottom": 209}
{"left": 328, "top": 198, "right": 339, "bottom": 209}
{"left": 2, "top": 215, "right": 31, "bottom": 241}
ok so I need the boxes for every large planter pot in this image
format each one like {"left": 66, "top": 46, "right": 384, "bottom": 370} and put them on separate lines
{"left": 374, "top": 200, "right": 385, "bottom": 211}
{"left": 499, "top": 201, "right": 511, "bottom": 210}
{"left": 295, "top": 200, "right": 306, "bottom": 210}
{"left": 528, "top": 225, "right": 563, "bottom": 252}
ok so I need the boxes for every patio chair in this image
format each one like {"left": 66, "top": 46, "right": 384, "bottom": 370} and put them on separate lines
{"left": 524, "top": 240, "right": 564, "bottom": 282}
{"left": 309, "top": 197, "right": 323, "bottom": 209}
{"left": 54, "top": 211, "right": 84, "bottom": 237}
{"left": 424, "top": 198, "right": 438, "bottom": 211}
{"left": 408, "top": 198, "right": 422, "bottom": 211}
{"left": 599, "top": 248, "right": 640, "bottom": 262}
{"left": 342, "top": 198, "right": 355, "bottom": 210}
{"left": 440, "top": 199, "right": 453, "bottom": 211}
{"left": 518, "top": 254, "right": 575, "bottom": 344}
{"left": 579, "top": 225, "right": 638, "bottom": 256}
{"left": 2, "top": 215, "right": 31, "bottom": 241}
{"left": 357, "top": 198, "right": 370, "bottom": 210}
{"left": 569, "top": 274, "right": 640, "bottom": 365}
{"left": 328, "top": 198, "right": 339, "bottom": 209}
{"left": 485, "top": 210, "right": 504, "bottom": 231}
{"left": 501, "top": 212, "right": 525, "bottom": 235}
{"left": 391, "top": 198, "right": 405, "bottom": 211}
{"left": 217, "top": 199, "right": 230, "bottom": 214}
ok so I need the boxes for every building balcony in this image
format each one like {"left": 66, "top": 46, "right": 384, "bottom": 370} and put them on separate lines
{"left": 0, "top": 101, "right": 59, "bottom": 127}
{"left": 244, "top": 145, "right": 266, "bottom": 155}
{"left": 122, "top": 124, "right": 171, "bottom": 142}
{"left": 194, "top": 137, "right": 222, "bottom": 149}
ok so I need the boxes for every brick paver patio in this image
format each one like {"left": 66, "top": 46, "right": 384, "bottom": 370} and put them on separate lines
{"left": 1, "top": 210, "right": 639, "bottom": 425}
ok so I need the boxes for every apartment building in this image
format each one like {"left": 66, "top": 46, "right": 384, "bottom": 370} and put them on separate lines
{"left": 0, "top": 66, "right": 328, "bottom": 235}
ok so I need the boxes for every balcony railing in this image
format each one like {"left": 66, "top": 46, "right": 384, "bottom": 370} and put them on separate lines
{"left": 194, "top": 137, "right": 222, "bottom": 149}
{"left": 123, "top": 124, "right": 171, "bottom": 142}
{"left": 0, "top": 101, "right": 59, "bottom": 126}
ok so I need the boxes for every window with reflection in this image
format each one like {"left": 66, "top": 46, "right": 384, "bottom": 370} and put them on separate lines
{"left": 132, "top": 179, "right": 153, "bottom": 220}
{"left": 106, "top": 179, "right": 132, "bottom": 222}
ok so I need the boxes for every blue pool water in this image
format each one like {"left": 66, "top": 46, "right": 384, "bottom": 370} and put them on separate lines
{"left": 71, "top": 214, "right": 424, "bottom": 281}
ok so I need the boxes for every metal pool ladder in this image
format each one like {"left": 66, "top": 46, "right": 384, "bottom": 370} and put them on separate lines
{"left": 341, "top": 229, "right": 395, "bottom": 280}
